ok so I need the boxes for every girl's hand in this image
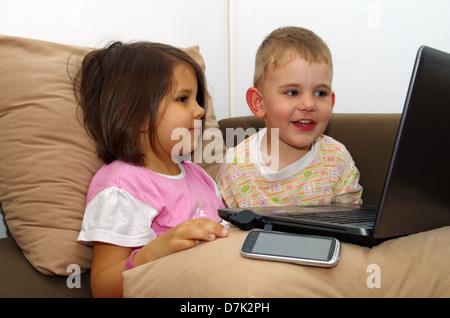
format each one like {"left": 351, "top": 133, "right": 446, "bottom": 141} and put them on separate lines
{"left": 162, "top": 218, "right": 229, "bottom": 251}
{"left": 90, "top": 218, "right": 227, "bottom": 297}
{"left": 134, "top": 218, "right": 228, "bottom": 264}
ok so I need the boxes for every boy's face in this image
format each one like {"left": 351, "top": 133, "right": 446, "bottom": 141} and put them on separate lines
{"left": 254, "top": 55, "right": 335, "bottom": 156}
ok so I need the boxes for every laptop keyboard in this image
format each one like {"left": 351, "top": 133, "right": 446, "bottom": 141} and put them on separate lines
{"left": 289, "top": 210, "right": 377, "bottom": 226}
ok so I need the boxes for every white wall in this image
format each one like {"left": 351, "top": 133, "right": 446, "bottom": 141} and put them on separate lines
{"left": 0, "top": 0, "right": 230, "bottom": 119}
{"left": 230, "top": 0, "right": 450, "bottom": 116}
{"left": 2, "top": 0, "right": 450, "bottom": 119}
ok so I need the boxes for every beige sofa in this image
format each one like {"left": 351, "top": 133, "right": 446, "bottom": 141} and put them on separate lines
{"left": 1, "top": 35, "right": 449, "bottom": 298}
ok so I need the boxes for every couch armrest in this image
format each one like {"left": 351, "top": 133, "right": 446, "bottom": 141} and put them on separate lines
{"left": 218, "top": 116, "right": 265, "bottom": 148}
{"left": 324, "top": 114, "right": 401, "bottom": 205}
{"left": 0, "top": 237, "right": 91, "bottom": 297}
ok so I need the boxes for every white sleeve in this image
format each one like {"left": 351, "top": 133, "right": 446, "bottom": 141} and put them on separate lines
{"left": 77, "top": 187, "right": 158, "bottom": 247}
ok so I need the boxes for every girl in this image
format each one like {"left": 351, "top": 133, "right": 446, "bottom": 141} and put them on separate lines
{"left": 76, "top": 42, "right": 228, "bottom": 297}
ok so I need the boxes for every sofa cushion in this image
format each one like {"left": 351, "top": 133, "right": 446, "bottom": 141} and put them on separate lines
{"left": 0, "top": 34, "right": 222, "bottom": 275}
{"left": 123, "top": 226, "right": 450, "bottom": 297}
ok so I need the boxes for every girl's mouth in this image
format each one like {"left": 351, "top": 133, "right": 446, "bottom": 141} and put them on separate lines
{"left": 292, "top": 119, "right": 316, "bottom": 131}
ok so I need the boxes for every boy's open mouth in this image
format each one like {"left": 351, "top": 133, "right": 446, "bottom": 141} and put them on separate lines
{"left": 292, "top": 119, "right": 316, "bottom": 131}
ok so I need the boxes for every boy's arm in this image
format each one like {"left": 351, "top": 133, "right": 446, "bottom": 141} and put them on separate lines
{"left": 216, "top": 160, "right": 238, "bottom": 208}
{"left": 335, "top": 168, "right": 363, "bottom": 204}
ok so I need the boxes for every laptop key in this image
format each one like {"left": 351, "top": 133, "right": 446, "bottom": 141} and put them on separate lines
{"left": 289, "top": 211, "right": 376, "bottom": 226}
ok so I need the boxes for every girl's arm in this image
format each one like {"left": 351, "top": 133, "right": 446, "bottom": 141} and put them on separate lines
{"left": 90, "top": 242, "right": 131, "bottom": 298}
{"left": 90, "top": 218, "right": 228, "bottom": 298}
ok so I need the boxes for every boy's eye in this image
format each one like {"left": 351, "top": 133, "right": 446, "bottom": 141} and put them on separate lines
{"left": 315, "top": 90, "right": 328, "bottom": 97}
{"left": 284, "top": 90, "right": 299, "bottom": 96}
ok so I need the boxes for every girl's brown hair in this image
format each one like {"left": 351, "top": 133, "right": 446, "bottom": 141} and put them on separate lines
{"left": 75, "top": 41, "right": 206, "bottom": 166}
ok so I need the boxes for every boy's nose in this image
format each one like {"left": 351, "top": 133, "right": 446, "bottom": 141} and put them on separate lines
{"left": 297, "top": 94, "right": 316, "bottom": 111}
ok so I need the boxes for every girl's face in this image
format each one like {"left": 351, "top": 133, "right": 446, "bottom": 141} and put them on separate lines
{"left": 156, "top": 63, "right": 205, "bottom": 160}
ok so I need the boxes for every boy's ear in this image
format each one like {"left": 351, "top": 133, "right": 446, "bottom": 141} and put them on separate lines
{"left": 331, "top": 91, "right": 336, "bottom": 109}
{"left": 246, "top": 87, "right": 266, "bottom": 118}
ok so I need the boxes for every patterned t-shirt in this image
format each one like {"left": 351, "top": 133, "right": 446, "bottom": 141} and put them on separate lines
{"left": 217, "top": 128, "right": 363, "bottom": 208}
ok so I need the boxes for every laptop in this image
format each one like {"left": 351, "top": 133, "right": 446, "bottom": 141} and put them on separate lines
{"left": 219, "top": 46, "right": 450, "bottom": 246}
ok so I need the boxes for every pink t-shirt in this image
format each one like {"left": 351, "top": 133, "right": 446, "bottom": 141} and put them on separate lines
{"left": 78, "top": 160, "right": 225, "bottom": 247}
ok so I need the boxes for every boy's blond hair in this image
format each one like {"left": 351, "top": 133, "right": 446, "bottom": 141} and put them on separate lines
{"left": 253, "top": 26, "right": 333, "bottom": 89}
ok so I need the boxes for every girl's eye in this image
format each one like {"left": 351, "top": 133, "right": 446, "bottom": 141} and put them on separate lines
{"left": 284, "top": 90, "right": 299, "bottom": 96}
{"left": 177, "top": 96, "right": 188, "bottom": 103}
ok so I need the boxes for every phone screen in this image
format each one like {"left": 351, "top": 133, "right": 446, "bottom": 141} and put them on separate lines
{"left": 250, "top": 231, "right": 335, "bottom": 261}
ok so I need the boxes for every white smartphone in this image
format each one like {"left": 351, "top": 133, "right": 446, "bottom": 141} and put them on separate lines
{"left": 241, "top": 230, "right": 340, "bottom": 267}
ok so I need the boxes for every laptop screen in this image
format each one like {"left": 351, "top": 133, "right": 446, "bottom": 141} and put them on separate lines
{"left": 374, "top": 46, "right": 450, "bottom": 238}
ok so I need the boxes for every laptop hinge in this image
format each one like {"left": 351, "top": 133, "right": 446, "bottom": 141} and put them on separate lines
{"left": 263, "top": 222, "right": 273, "bottom": 231}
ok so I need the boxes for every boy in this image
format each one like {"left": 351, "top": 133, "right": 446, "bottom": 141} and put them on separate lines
{"left": 217, "top": 26, "right": 362, "bottom": 208}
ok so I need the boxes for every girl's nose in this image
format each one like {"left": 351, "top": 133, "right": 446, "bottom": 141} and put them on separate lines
{"left": 193, "top": 102, "right": 205, "bottom": 119}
